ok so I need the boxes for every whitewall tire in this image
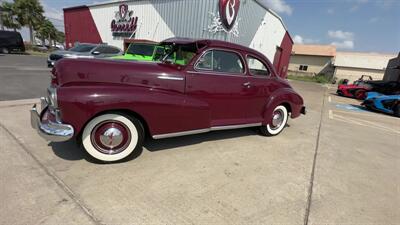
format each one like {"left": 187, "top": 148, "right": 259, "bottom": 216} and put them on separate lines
{"left": 260, "top": 105, "right": 288, "bottom": 136}
{"left": 82, "top": 113, "right": 144, "bottom": 162}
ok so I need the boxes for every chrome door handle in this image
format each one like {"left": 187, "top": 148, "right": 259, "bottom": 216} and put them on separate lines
{"left": 243, "top": 82, "right": 251, "bottom": 88}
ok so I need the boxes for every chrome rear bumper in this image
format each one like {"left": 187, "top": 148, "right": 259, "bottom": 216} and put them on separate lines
{"left": 30, "top": 98, "right": 74, "bottom": 142}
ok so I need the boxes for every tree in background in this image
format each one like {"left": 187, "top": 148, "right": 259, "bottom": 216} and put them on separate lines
{"left": 13, "top": 0, "right": 44, "bottom": 44}
{"left": 0, "top": 2, "right": 21, "bottom": 31}
{"left": 55, "top": 31, "right": 65, "bottom": 46}
{"left": 36, "top": 17, "right": 56, "bottom": 46}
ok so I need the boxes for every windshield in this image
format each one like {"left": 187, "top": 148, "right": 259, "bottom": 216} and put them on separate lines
{"left": 160, "top": 43, "right": 197, "bottom": 66}
{"left": 127, "top": 43, "right": 155, "bottom": 56}
{"left": 69, "top": 44, "right": 96, "bottom": 52}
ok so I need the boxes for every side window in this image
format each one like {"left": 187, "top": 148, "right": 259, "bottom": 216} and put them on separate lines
{"left": 247, "top": 56, "right": 270, "bottom": 76}
{"left": 95, "top": 46, "right": 120, "bottom": 54}
{"left": 196, "top": 50, "right": 244, "bottom": 74}
{"left": 196, "top": 51, "right": 213, "bottom": 70}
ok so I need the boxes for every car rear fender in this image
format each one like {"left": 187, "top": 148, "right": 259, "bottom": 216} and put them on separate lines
{"left": 263, "top": 88, "right": 304, "bottom": 125}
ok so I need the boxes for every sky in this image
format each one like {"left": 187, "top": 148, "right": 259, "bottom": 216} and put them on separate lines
{"left": 2, "top": 0, "right": 399, "bottom": 54}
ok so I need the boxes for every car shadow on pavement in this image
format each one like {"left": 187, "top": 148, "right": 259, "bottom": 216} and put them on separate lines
{"left": 48, "top": 128, "right": 261, "bottom": 162}
{"left": 144, "top": 128, "right": 258, "bottom": 152}
{"left": 48, "top": 139, "right": 144, "bottom": 164}
{"left": 49, "top": 140, "right": 86, "bottom": 161}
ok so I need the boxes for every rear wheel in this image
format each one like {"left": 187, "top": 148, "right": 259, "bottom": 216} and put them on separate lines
{"left": 355, "top": 89, "right": 367, "bottom": 100}
{"left": 260, "top": 105, "right": 288, "bottom": 136}
{"left": 82, "top": 113, "right": 144, "bottom": 162}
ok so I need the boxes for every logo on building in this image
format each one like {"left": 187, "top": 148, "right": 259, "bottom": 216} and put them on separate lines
{"left": 208, "top": 0, "right": 240, "bottom": 37}
{"left": 111, "top": 4, "right": 138, "bottom": 37}
{"left": 219, "top": 0, "right": 240, "bottom": 31}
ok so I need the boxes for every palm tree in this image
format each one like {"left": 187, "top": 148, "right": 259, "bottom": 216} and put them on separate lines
{"left": 0, "top": 2, "right": 21, "bottom": 31}
{"left": 36, "top": 18, "right": 55, "bottom": 47}
{"left": 13, "top": 0, "right": 44, "bottom": 44}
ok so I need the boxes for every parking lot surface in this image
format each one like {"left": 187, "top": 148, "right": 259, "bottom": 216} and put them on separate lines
{"left": 0, "top": 54, "right": 50, "bottom": 101}
{"left": 0, "top": 67, "right": 398, "bottom": 225}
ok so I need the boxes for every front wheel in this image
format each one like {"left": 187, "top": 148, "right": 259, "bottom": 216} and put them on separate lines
{"left": 260, "top": 105, "right": 289, "bottom": 136}
{"left": 82, "top": 113, "right": 144, "bottom": 162}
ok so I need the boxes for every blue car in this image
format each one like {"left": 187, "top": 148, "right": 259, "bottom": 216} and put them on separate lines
{"left": 362, "top": 92, "right": 400, "bottom": 117}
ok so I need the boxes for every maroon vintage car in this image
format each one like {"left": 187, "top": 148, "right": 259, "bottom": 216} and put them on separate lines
{"left": 31, "top": 38, "right": 306, "bottom": 162}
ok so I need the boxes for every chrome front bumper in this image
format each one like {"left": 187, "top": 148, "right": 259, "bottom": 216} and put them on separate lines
{"left": 30, "top": 98, "right": 74, "bottom": 142}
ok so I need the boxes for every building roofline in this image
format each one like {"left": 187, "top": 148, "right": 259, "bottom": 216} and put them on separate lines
{"left": 336, "top": 51, "right": 397, "bottom": 57}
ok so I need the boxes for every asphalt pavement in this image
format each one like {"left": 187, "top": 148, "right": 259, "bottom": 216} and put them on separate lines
{"left": 0, "top": 54, "right": 50, "bottom": 101}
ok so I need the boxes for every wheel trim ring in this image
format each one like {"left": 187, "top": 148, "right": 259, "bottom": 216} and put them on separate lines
{"left": 271, "top": 109, "right": 285, "bottom": 130}
{"left": 90, "top": 120, "right": 131, "bottom": 155}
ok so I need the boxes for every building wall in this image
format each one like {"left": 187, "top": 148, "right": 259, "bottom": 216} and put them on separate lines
{"left": 288, "top": 55, "right": 334, "bottom": 76}
{"left": 64, "top": 0, "right": 293, "bottom": 78}
{"left": 334, "top": 67, "right": 385, "bottom": 82}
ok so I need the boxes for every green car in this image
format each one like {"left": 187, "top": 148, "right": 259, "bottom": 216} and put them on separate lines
{"left": 112, "top": 42, "right": 157, "bottom": 61}
{"left": 112, "top": 42, "right": 194, "bottom": 66}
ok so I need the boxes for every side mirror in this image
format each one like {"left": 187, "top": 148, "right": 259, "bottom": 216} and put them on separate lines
{"left": 92, "top": 51, "right": 100, "bottom": 55}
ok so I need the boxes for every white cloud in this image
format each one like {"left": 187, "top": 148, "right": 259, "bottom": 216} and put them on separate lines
{"left": 293, "top": 35, "right": 303, "bottom": 44}
{"left": 328, "top": 30, "right": 355, "bottom": 50}
{"left": 328, "top": 30, "right": 354, "bottom": 40}
{"left": 331, "top": 40, "right": 354, "bottom": 49}
{"left": 261, "top": 0, "right": 293, "bottom": 15}
{"left": 293, "top": 35, "right": 319, "bottom": 44}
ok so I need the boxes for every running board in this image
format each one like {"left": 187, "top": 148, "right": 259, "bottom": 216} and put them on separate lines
{"left": 152, "top": 123, "right": 262, "bottom": 139}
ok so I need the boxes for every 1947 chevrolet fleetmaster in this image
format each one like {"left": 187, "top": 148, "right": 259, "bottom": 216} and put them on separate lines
{"left": 31, "top": 38, "right": 306, "bottom": 162}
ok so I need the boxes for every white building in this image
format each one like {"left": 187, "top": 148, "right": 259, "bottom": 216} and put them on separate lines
{"left": 63, "top": 0, "right": 293, "bottom": 77}
{"left": 333, "top": 51, "right": 396, "bottom": 82}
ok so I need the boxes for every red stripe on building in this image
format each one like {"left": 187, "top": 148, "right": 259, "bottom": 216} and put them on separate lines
{"left": 63, "top": 6, "right": 102, "bottom": 49}
{"left": 273, "top": 31, "right": 293, "bottom": 78}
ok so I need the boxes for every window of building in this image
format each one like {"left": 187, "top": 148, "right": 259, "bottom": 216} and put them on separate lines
{"left": 299, "top": 65, "right": 308, "bottom": 71}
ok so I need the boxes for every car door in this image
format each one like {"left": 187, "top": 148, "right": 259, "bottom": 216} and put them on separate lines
{"left": 245, "top": 55, "right": 275, "bottom": 121}
{"left": 185, "top": 49, "right": 255, "bottom": 127}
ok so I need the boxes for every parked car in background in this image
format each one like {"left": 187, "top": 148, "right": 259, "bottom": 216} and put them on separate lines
{"left": 112, "top": 40, "right": 158, "bottom": 61}
{"left": 31, "top": 38, "right": 306, "bottom": 162}
{"left": 0, "top": 31, "right": 25, "bottom": 54}
{"left": 337, "top": 75, "right": 374, "bottom": 99}
{"left": 47, "top": 43, "right": 122, "bottom": 67}
{"left": 362, "top": 92, "right": 400, "bottom": 117}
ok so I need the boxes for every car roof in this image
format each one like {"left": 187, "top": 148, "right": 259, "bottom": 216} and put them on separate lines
{"left": 160, "top": 37, "right": 269, "bottom": 62}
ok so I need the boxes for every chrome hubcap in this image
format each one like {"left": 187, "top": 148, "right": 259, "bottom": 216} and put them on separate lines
{"left": 91, "top": 121, "right": 131, "bottom": 155}
{"left": 99, "top": 128, "right": 123, "bottom": 149}
{"left": 271, "top": 109, "right": 284, "bottom": 129}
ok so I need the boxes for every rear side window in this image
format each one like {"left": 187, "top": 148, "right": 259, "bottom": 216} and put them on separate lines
{"left": 196, "top": 50, "right": 244, "bottom": 74}
{"left": 95, "top": 46, "right": 120, "bottom": 54}
{"left": 247, "top": 56, "right": 270, "bottom": 76}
